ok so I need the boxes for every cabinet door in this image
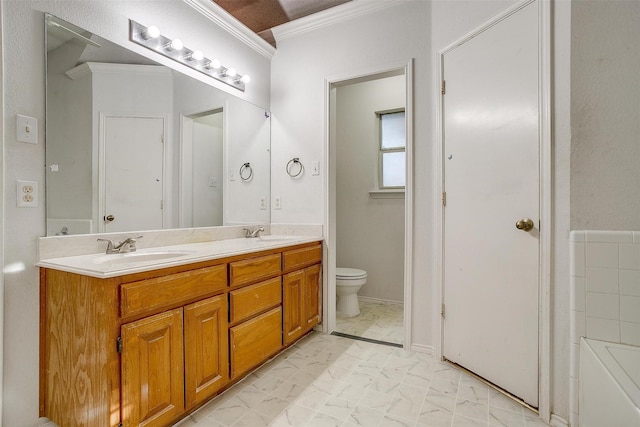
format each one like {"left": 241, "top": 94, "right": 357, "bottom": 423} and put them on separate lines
{"left": 304, "top": 264, "right": 322, "bottom": 328}
{"left": 230, "top": 307, "right": 283, "bottom": 378}
{"left": 121, "top": 309, "right": 184, "bottom": 427}
{"left": 184, "top": 295, "right": 229, "bottom": 408}
{"left": 283, "top": 270, "right": 305, "bottom": 345}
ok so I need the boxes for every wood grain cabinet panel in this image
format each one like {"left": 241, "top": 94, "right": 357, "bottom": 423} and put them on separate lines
{"left": 282, "top": 244, "right": 322, "bottom": 273}
{"left": 283, "top": 264, "right": 322, "bottom": 346}
{"left": 120, "top": 265, "right": 226, "bottom": 319}
{"left": 184, "top": 295, "right": 229, "bottom": 409}
{"left": 230, "top": 307, "right": 282, "bottom": 378}
{"left": 121, "top": 309, "right": 185, "bottom": 427}
{"left": 304, "top": 264, "right": 322, "bottom": 327}
{"left": 229, "top": 253, "right": 281, "bottom": 287}
{"left": 283, "top": 270, "right": 305, "bottom": 345}
{"left": 229, "top": 277, "right": 282, "bottom": 324}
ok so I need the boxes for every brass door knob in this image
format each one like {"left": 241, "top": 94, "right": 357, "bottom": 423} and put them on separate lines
{"left": 515, "top": 218, "right": 534, "bottom": 231}
{"left": 104, "top": 214, "right": 115, "bottom": 222}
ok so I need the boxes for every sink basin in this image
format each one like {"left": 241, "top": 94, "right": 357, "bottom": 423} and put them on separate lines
{"left": 258, "top": 235, "right": 300, "bottom": 242}
{"left": 92, "top": 250, "right": 193, "bottom": 266}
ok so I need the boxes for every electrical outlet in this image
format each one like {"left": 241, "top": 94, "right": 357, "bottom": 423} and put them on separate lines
{"left": 274, "top": 196, "right": 281, "bottom": 210}
{"left": 17, "top": 180, "right": 38, "bottom": 207}
{"left": 312, "top": 160, "right": 320, "bottom": 176}
{"left": 260, "top": 197, "right": 266, "bottom": 210}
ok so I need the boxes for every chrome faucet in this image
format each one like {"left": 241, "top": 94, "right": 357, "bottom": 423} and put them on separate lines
{"left": 97, "top": 235, "right": 143, "bottom": 254}
{"left": 243, "top": 227, "right": 265, "bottom": 238}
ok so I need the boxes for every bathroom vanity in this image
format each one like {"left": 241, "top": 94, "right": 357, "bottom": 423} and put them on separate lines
{"left": 38, "top": 237, "right": 322, "bottom": 427}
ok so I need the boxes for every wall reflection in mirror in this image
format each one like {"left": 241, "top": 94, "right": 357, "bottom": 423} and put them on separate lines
{"left": 45, "top": 14, "right": 270, "bottom": 236}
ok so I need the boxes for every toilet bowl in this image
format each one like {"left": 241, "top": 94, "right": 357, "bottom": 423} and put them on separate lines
{"left": 336, "top": 267, "right": 367, "bottom": 317}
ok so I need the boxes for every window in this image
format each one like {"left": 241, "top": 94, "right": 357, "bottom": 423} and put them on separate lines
{"left": 378, "top": 110, "right": 406, "bottom": 189}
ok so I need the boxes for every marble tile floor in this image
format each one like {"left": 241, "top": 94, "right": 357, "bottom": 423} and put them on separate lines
{"left": 334, "top": 299, "right": 404, "bottom": 345}
{"left": 176, "top": 332, "right": 550, "bottom": 427}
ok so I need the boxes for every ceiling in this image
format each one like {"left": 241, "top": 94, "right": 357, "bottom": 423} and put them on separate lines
{"left": 212, "top": 0, "right": 351, "bottom": 46}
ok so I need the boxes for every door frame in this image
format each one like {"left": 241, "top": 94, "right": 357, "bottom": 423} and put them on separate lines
{"left": 98, "top": 113, "right": 170, "bottom": 233}
{"left": 436, "top": 0, "right": 551, "bottom": 420}
{"left": 323, "top": 59, "right": 414, "bottom": 348}
{"left": 178, "top": 106, "right": 225, "bottom": 228}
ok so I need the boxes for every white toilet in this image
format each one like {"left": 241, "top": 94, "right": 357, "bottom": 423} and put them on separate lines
{"left": 336, "top": 267, "right": 367, "bottom": 317}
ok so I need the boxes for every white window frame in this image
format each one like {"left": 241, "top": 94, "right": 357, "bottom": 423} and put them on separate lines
{"left": 374, "top": 108, "right": 406, "bottom": 196}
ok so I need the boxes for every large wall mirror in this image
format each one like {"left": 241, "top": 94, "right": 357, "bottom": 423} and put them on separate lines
{"left": 45, "top": 14, "right": 271, "bottom": 236}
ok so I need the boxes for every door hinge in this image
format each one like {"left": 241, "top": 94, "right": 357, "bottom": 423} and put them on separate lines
{"left": 441, "top": 80, "right": 446, "bottom": 95}
{"left": 441, "top": 303, "right": 446, "bottom": 318}
{"left": 117, "top": 336, "right": 122, "bottom": 354}
{"left": 442, "top": 191, "right": 447, "bottom": 207}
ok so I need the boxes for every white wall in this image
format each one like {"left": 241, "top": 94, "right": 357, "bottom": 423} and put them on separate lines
{"left": 271, "top": 0, "right": 574, "bottom": 422}
{"left": 224, "top": 97, "right": 271, "bottom": 225}
{"left": 1, "top": 1, "right": 270, "bottom": 425}
{"left": 271, "top": 0, "right": 515, "bottom": 363}
{"left": 570, "top": 0, "right": 640, "bottom": 231}
{"left": 336, "top": 76, "right": 405, "bottom": 303}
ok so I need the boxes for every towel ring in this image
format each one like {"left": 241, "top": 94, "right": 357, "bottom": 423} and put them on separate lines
{"left": 239, "top": 162, "right": 253, "bottom": 181}
{"left": 286, "top": 158, "right": 304, "bottom": 178}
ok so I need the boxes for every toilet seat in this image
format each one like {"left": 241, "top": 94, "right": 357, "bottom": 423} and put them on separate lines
{"left": 336, "top": 267, "right": 367, "bottom": 280}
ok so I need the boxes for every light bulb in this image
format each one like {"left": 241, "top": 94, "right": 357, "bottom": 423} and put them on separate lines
{"left": 185, "top": 49, "right": 204, "bottom": 61}
{"left": 165, "top": 38, "right": 183, "bottom": 51}
{"left": 226, "top": 67, "right": 237, "bottom": 77}
{"left": 240, "top": 75, "right": 251, "bottom": 84}
{"left": 192, "top": 50, "right": 204, "bottom": 61}
{"left": 143, "top": 25, "right": 160, "bottom": 40}
{"left": 205, "top": 59, "right": 221, "bottom": 70}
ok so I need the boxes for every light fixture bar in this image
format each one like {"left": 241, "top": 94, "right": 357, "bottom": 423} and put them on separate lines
{"left": 129, "top": 20, "right": 248, "bottom": 92}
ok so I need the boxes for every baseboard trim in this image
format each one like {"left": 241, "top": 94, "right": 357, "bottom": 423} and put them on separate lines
{"left": 410, "top": 343, "right": 435, "bottom": 355}
{"left": 358, "top": 296, "right": 404, "bottom": 306}
{"left": 550, "top": 414, "right": 569, "bottom": 427}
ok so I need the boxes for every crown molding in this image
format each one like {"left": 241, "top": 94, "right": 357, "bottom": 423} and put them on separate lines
{"left": 182, "top": 0, "right": 276, "bottom": 59}
{"left": 272, "top": 0, "right": 409, "bottom": 43}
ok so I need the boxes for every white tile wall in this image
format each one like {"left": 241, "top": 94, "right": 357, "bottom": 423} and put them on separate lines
{"left": 569, "top": 230, "right": 640, "bottom": 427}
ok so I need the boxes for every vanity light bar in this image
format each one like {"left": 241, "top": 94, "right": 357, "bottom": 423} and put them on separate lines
{"left": 129, "top": 20, "right": 249, "bottom": 92}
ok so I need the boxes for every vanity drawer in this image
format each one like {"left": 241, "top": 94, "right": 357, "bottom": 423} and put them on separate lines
{"left": 229, "top": 277, "right": 282, "bottom": 324}
{"left": 229, "top": 253, "right": 281, "bottom": 287}
{"left": 230, "top": 307, "right": 282, "bottom": 378}
{"left": 120, "top": 265, "right": 227, "bottom": 319}
{"left": 283, "top": 243, "right": 322, "bottom": 272}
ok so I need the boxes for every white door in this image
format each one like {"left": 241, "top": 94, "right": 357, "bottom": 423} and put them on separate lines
{"left": 442, "top": 2, "right": 539, "bottom": 407}
{"left": 103, "top": 116, "right": 164, "bottom": 232}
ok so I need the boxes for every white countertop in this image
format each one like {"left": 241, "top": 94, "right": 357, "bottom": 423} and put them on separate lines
{"left": 37, "top": 235, "right": 322, "bottom": 279}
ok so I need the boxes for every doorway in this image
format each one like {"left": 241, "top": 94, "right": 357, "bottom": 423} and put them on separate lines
{"left": 326, "top": 63, "right": 413, "bottom": 348}
{"left": 440, "top": 0, "right": 546, "bottom": 409}
{"left": 180, "top": 109, "right": 224, "bottom": 228}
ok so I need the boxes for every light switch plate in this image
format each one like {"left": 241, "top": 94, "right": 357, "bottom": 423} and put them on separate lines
{"left": 17, "top": 180, "right": 39, "bottom": 207}
{"left": 16, "top": 114, "right": 38, "bottom": 144}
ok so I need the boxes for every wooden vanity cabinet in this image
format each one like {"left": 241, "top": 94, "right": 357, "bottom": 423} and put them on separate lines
{"left": 184, "top": 295, "right": 229, "bottom": 408}
{"left": 121, "top": 309, "right": 185, "bottom": 427}
{"left": 40, "top": 240, "right": 322, "bottom": 427}
{"left": 283, "top": 245, "right": 323, "bottom": 345}
{"left": 228, "top": 254, "right": 283, "bottom": 379}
